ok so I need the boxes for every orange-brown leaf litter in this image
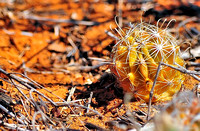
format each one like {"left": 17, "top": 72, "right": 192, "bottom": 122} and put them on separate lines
{"left": 0, "top": 0, "right": 199, "bottom": 130}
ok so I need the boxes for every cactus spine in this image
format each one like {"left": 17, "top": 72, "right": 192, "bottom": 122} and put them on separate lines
{"left": 110, "top": 22, "right": 185, "bottom": 102}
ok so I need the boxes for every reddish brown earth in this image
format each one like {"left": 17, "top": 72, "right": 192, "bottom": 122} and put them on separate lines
{"left": 0, "top": 0, "right": 200, "bottom": 130}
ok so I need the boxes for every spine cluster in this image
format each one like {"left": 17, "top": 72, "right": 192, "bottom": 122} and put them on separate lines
{"left": 110, "top": 22, "right": 185, "bottom": 102}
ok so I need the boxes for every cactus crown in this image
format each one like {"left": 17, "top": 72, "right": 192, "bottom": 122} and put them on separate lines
{"left": 110, "top": 21, "right": 185, "bottom": 102}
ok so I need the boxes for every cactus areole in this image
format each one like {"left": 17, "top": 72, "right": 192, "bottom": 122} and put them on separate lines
{"left": 110, "top": 22, "right": 185, "bottom": 102}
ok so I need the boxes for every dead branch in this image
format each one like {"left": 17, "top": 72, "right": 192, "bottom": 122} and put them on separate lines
{"left": 21, "top": 13, "right": 99, "bottom": 26}
{"left": 147, "top": 58, "right": 163, "bottom": 120}
{"left": 161, "top": 62, "right": 200, "bottom": 81}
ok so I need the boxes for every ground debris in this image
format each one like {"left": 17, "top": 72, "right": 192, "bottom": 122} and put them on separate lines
{"left": 0, "top": 0, "right": 200, "bottom": 130}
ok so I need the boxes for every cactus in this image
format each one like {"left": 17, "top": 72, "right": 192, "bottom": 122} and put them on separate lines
{"left": 110, "top": 22, "right": 185, "bottom": 102}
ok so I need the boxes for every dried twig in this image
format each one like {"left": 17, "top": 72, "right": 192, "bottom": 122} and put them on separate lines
{"left": 57, "top": 102, "right": 102, "bottom": 117}
{"left": 176, "top": 17, "right": 199, "bottom": 38}
{"left": 147, "top": 60, "right": 200, "bottom": 120}
{"left": 187, "top": 61, "right": 200, "bottom": 67}
{"left": 0, "top": 104, "right": 26, "bottom": 125}
{"left": 147, "top": 58, "right": 163, "bottom": 120}
{"left": 86, "top": 91, "right": 93, "bottom": 113}
{"left": 161, "top": 62, "right": 200, "bottom": 81}
{"left": 67, "top": 37, "right": 78, "bottom": 57}
{"left": 54, "top": 62, "right": 110, "bottom": 72}
{"left": 8, "top": 78, "right": 35, "bottom": 106}
{"left": 118, "top": 0, "right": 123, "bottom": 27}
{"left": 21, "top": 14, "right": 99, "bottom": 26}
{"left": 29, "top": 89, "right": 56, "bottom": 126}
{"left": 67, "top": 86, "right": 76, "bottom": 102}
{"left": 105, "top": 30, "right": 120, "bottom": 40}
{"left": 0, "top": 120, "right": 27, "bottom": 131}
{"left": 10, "top": 72, "right": 44, "bottom": 89}
{"left": 0, "top": 66, "right": 103, "bottom": 130}
{"left": 19, "top": 96, "right": 31, "bottom": 121}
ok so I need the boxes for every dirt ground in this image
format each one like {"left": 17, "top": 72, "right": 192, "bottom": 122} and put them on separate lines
{"left": 0, "top": 0, "right": 200, "bottom": 130}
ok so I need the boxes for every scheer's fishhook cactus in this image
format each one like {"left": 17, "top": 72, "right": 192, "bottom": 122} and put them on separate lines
{"left": 110, "top": 21, "right": 185, "bottom": 102}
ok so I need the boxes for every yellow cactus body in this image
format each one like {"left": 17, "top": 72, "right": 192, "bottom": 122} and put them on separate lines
{"left": 111, "top": 22, "right": 185, "bottom": 102}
